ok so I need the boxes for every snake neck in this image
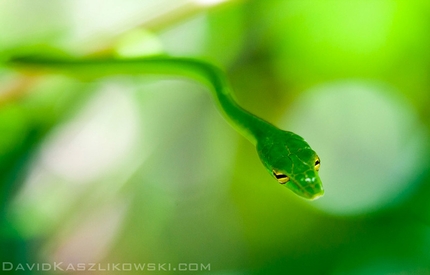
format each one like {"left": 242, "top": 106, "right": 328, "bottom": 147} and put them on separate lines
{"left": 187, "top": 61, "right": 276, "bottom": 145}
{"left": 213, "top": 88, "right": 276, "bottom": 145}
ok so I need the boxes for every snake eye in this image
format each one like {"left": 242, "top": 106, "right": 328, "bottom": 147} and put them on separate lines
{"left": 314, "top": 157, "right": 320, "bottom": 171}
{"left": 272, "top": 170, "right": 290, "bottom": 184}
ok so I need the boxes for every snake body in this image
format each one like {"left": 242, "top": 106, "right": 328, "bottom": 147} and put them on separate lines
{"left": 9, "top": 56, "right": 324, "bottom": 199}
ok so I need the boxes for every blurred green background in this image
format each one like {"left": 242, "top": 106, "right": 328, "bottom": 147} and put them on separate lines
{"left": 1, "top": 0, "right": 430, "bottom": 274}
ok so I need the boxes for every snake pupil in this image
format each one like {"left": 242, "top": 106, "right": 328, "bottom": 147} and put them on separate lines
{"left": 314, "top": 158, "right": 320, "bottom": 171}
{"left": 273, "top": 172, "right": 287, "bottom": 179}
{"left": 272, "top": 171, "right": 290, "bottom": 184}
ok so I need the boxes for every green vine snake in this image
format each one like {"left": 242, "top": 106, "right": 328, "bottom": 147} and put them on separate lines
{"left": 7, "top": 55, "right": 324, "bottom": 200}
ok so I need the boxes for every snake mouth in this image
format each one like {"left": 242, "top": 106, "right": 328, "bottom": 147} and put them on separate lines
{"left": 307, "top": 189, "right": 324, "bottom": 200}
{"left": 288, "top": 180, "right": 324, "bottom": 200}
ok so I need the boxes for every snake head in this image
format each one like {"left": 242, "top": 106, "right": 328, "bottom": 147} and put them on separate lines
{"left": 257, "top": 130, "right": 324, "bottom": 200}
